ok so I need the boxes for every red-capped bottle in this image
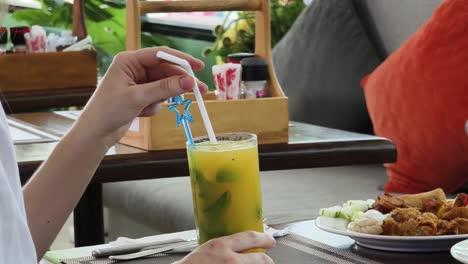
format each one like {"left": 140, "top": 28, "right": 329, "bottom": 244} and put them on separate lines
{"left": 10, "top": 26, "right": 30, "bottom": 53}
{"left": 0, "top": 27, "right": 7, "bottom": 54}
{"left": 227, "top": 53, "right": 255, "bottom": 64}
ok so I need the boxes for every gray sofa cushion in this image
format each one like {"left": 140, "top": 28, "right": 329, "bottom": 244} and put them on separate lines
{"left": 354, "top": 0, "right": 443, "bottom": 57}
{"left": 272, "top": 0, "right": 381, "bottom": 134}
{"left": 104, "top": 165, "right": 387, "bottom": 233}
{"left": 104, "top": 175, "right": 195, "bottom": 233}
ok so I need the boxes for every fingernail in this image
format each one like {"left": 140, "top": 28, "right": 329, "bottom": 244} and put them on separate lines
{"left": 179, "top": 76, "right": 194, "bottom": 91}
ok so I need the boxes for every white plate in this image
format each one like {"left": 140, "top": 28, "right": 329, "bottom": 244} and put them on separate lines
{"left": 316, "top": 216, "right": 468, "bottom": 252}
{"left": 451, "top": 239, "right": 468, "bottom": 263}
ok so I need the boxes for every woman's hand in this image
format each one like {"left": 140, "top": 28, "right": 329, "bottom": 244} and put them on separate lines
{"left": 176, "top": 232, "right": 276, "bottom": 264}
{"left": 75, "top": 47, "right": 208, "bottom": 147}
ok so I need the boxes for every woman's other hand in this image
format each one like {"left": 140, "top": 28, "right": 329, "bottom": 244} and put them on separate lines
{"left": 176, "top": 231, "right": 276, "bottom": 264}
{"left": 75, "top": 47, "right": 208, "bottom": 147}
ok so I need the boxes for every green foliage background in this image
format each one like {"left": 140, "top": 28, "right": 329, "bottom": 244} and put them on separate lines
{"left": 7, "top": 0, "right": 306, "bottom": 87}
{"left": 204, "top": 0, "right": 305, "bottom": 62}
{"left": 11, "top": 0, "right": 173, "bottom": 76}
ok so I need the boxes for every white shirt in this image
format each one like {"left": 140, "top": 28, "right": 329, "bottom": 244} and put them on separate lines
{"left": 0, "top": 104, "right": 36, "bottom": 262}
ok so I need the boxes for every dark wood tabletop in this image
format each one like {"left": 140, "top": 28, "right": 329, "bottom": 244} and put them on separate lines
{"left": 1, "top": 87, "right": 95, "bottom": 114}
{"left": 10, "top": 111, "right": 396, "bottom": 184}
{"left": 9, "top": 111, "right": 397, "bottom": 247}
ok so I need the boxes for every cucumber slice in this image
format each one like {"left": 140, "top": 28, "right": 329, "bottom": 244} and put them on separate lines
{"left": 342, "top": 200, "right": 370, "bottom": 212}
{"left": 319, "top": 206, "right": 342, "bottom": 218}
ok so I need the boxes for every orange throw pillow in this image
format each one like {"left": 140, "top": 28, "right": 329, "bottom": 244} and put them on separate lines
{"left": 362, "top": 0, "right": 468, "bottom": 194}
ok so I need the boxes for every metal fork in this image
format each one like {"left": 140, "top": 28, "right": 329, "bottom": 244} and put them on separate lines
{"left": 109, "top": 240, "right": 198, "bottom": 261}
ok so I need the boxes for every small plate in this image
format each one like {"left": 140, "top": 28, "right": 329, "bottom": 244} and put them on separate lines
{"left": 316, "top": 216, "right": 468, "bottom": 252}
{"left": 451, "top": 239, "right": 468, "bottom": 263}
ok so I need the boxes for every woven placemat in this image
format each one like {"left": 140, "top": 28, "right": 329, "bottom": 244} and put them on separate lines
{"left": 62, "top": 234, "right": 382, "bottom": 264}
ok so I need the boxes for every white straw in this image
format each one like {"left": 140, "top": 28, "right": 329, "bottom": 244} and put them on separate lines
{"left": 156, "top": 51, "right": 217, "bottom": 144}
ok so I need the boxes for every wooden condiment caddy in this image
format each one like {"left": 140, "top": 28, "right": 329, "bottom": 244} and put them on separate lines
{"left": 0, "top": 0, "right": 97, "bottom": 93}
{"left": 0, "top": 50, "right": 96, "bottom": 92}
{"left": 121, "top": 0, "right": 289, "bottom": 151}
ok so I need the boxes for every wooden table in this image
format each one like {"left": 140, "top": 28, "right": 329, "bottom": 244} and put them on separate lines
{"left": 9, "top": 111, "right": 397, "bottom": 247}
{"left": 1, "top": 87, "right": 95, "bottom": 114}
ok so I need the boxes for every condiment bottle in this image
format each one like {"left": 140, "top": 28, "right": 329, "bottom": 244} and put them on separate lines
{"left": 240, "top": 57, "right": 269, "bottom": 99}
{"left": 10, "top": 26, "right": 30, "bottom": 53}
{"left": 0, "top": 27, "right": 7, "bottom": 54}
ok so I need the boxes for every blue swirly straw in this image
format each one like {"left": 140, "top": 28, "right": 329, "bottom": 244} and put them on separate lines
{"left": 168, "top": 95, "right": 194, "bottom": 145}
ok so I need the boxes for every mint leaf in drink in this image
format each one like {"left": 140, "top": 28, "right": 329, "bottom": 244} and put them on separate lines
{"left": 204, "top": 191, "right": 232, "bottom": 219}
{"left": 256, "top": 206, "right": 263, "bottom": 220}
{"left": 200, "top": 192, "right": 232, "bottom": 242}
{"left": 192, "top": 168, "right": 207, "bottom": 185}
{"left": 199, "top": 224, "right": 229, "bottom": 244}
{"left": 191, "top": 168, "right": 214, "bottom": 199}
{"left": 216, "top": 168, "right": 240, "bottom": 183}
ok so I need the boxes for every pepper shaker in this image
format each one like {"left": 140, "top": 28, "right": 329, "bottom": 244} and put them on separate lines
{"left": 240, "top": 57, "right": 269, "bottom": 99}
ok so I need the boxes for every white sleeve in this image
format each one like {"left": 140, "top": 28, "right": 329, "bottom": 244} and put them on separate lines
{"left": 0, "top": 106, "right": 37, "bottom": 262}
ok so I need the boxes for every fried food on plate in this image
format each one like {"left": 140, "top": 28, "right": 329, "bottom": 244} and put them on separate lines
{"left": 451, "top": 218, "right": 468, "bottom": 234}
{"left": 399, "top": 188, "right": 446, "bottom": 209}
{"left": 372, "top": 193, "right": 407, "bottom": 214}
{"left": 381, "top": 198, "right": 468, "bottom": 236}
{"left": 382, "top": 208, "right": 438, "bottom": 236}
{"left": 440, "top": 207, "right": 468, "bottom": 221}
{"left": 436, "top": 220, "right": 458, "bottom": 235}
{"left": 435, "top": 200, "right": 454, "bottom": 218}
{"left": 453, "top": 193, "right": 468, "bottom": 207}
{"left": 324, "top": 189, "right": 468, "bottom": 237}
{"left": 372, "top": 188, "right": 449, "bottom": 214}
{"left": 422, "top": 198, "right": 444, "bottom": 214}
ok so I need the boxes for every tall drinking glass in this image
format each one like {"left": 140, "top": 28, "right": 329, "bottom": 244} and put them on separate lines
{"left": 186, "top": 133, "right": 264, "bottom": 250}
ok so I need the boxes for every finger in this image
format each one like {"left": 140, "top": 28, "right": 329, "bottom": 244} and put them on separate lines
{"left": 134, "top": 75, "right": 194, "bottom": 106}
{"left": 195, "top": 80, "right": 209, "bottom": 93}
{"left": 147, "top": 62, "right": 187, "bottom": 81}
{"left": 132, "top": 47, "right": 205, "bottom": 71}
{"left": 223, "top": 231, "right": 276, "bottom": 253}
{"left": 146, "top": 63, "right": 208, "bottom": 93}
{"left": 139, "top": 102, "right": 162, "bottom": 117}
{"left": 238, "top": 253, "right": 274, "bottom": 264}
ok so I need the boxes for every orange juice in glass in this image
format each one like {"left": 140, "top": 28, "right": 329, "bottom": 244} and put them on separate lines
{"left": 187, "top": 133, "right": 264, "bottom": 251}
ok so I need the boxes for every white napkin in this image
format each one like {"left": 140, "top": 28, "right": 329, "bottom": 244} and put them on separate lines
{"left": 265, "top": 224, "right": 291, "bottom": 238}
{"left": 108, "top": 225, "right": 291, "bottom": 254}
{"left": 109, "top": 230, "right": 197, "bottom": 247}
